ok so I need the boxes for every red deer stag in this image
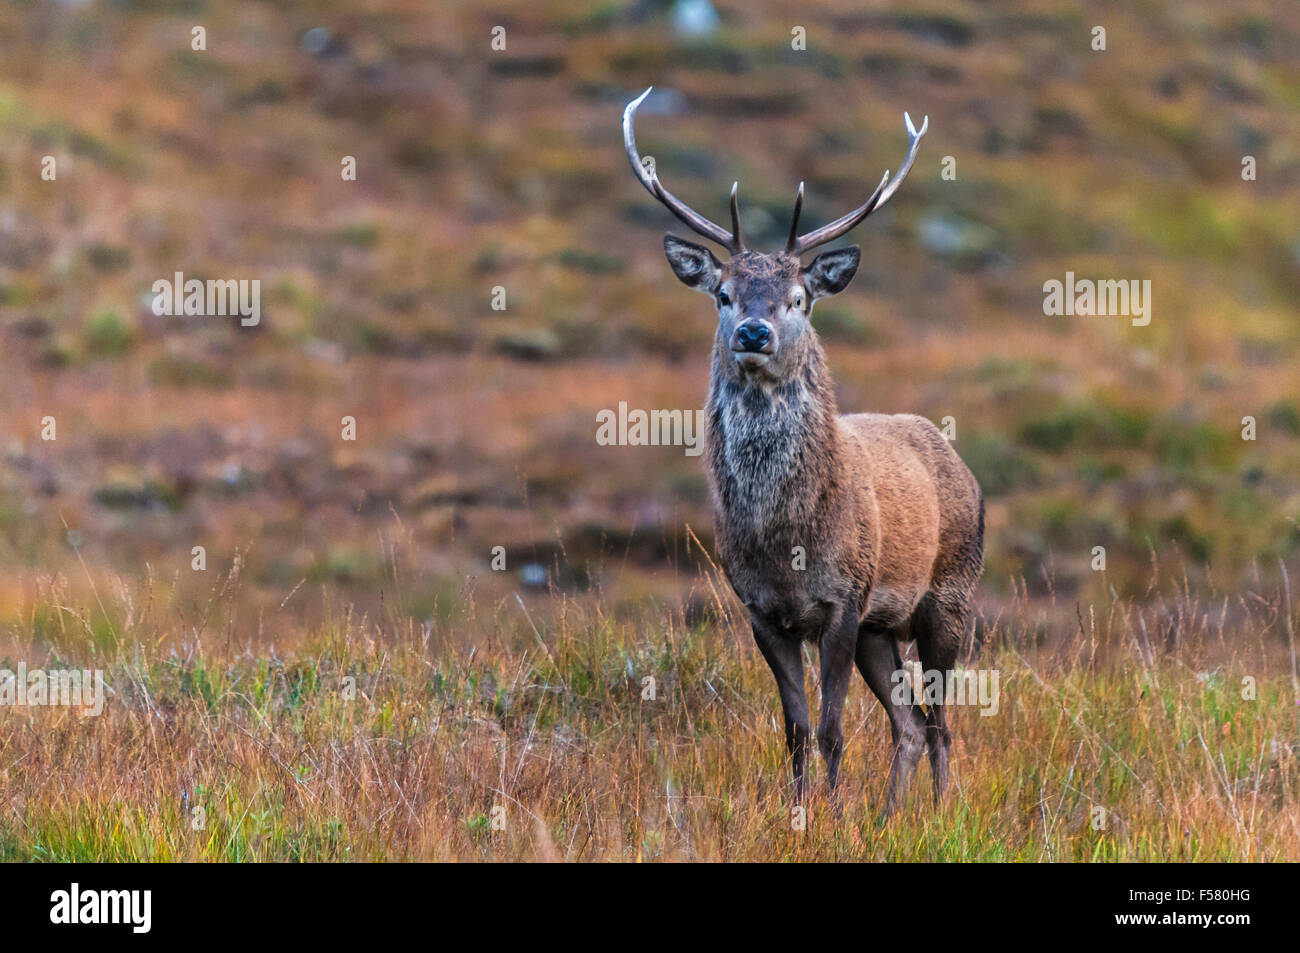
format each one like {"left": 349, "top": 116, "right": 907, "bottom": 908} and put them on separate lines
{"left": 623, "top": 87, "right": 984, "bottom": 815}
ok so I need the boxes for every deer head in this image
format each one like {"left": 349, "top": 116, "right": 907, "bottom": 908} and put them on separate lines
{"left": 623, "top": 86, "right": 927, "bottom": 383}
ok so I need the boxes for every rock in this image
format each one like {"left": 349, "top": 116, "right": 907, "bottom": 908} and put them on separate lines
{"left": 915, "top": 211, "right": 1002, "bottom": 269}
{"left": 672, "top": 0, "right": 719, "bottom": 38}
{"left": 301, "top": 27, "right": 346, "bottom": 57}
{"left": 494, "top": 328, "right": 561, "bottom": 361}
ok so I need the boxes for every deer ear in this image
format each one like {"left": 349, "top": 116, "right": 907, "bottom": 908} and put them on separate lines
{"left": 804, "top": 246, "right": 861, "bottom": 300}
{"left": 663, "top": 235, "right": 722, "bottom": 294}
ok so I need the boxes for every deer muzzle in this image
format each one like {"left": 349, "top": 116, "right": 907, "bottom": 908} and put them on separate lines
{"left": 732, "top": 321, "right": 774, "bottom": 360}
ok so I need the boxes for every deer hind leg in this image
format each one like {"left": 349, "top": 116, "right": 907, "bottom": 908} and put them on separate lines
{"left": 913, "top": 593, "right": 971, "bottom": 805}
{"left": 855, "top": 624, "right": 927, "bottom": 818}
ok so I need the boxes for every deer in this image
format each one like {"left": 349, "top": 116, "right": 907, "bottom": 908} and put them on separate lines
{"left": 623, "top": 87, "right": 984, "bottom": 816}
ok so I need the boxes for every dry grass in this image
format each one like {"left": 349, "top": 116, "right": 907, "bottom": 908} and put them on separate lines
{"left": 2, "top": 536, "right": 1297, "bottom": 862}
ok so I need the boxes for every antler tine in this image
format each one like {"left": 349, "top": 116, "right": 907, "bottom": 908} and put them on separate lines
{"left": 787, "top": 111, "right": 928, "bottom": 257}
{"left": 876, "top": 112, "right": 929, "bottom": 210}
{"left": 623, "top": 86, "right": 743, "bottom": 254}
{"left": 784, "top": 181, "right": 805, "bottom": 253}
{"left": 729, "top": 182, "right": 744, "bottom": 253}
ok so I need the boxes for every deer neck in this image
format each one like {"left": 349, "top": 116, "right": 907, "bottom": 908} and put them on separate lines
{"left": 705, "top": 341, "right": 843, "bottom": 533}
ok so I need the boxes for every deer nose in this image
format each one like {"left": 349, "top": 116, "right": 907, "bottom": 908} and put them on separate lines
{"left": 734, "top": 322, "right": 772, "bottom": 353}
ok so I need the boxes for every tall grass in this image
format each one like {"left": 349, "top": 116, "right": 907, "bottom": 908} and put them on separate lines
{"left": 1, "top": 543, "right": 1297, "bottom": 861}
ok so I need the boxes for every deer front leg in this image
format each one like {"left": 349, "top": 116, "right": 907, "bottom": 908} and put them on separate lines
{"left": 752, "top": 620, "right": 809, "bottom": 799}
{"left": 816, "top": 605, "right": 859, "bottom": 793}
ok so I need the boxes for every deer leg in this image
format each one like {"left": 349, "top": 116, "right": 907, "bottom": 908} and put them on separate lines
{"left": 816, "top": 606, "right": 859, "bottom": 793}
{"left": 752, "top": 622, "right": 810, "bottom": 799}
{"left": 914, "top": 594, "right": 969, "bottom": 805}
{"left": 855, "top": 626, "right": 927, "bottom": 818}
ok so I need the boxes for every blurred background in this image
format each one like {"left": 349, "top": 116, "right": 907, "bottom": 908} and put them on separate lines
{"left": 0, "top": 0, "right": 1298, "bottom": 647}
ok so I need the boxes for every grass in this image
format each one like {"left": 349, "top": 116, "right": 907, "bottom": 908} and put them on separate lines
{"left": 1, "top": 546, "right": 1297, "bottom": 862}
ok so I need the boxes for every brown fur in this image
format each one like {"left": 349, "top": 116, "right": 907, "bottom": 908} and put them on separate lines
{"left": 667, "top": 242, "right": 984, "bottom": 814}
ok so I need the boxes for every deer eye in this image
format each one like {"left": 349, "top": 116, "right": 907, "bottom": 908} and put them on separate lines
{"left": 790, "top": 287, "right": 806, "bottom": 310}
{"left": 718, "top": 289, "right": 731, "bottom": 307}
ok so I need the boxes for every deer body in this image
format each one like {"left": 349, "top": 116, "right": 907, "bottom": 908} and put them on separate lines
{"left": 625, "top": 89, "right": 983, "bottom": 814}
{"left": 709, "top": 376, "right": 965, "bottom": 639}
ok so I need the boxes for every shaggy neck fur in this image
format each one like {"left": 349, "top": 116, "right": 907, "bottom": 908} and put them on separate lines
{"left": 705, "top": 333, "right": 845, "bottom": 541}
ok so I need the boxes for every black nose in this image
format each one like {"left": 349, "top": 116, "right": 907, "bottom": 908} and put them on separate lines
{"left": 735, "top": 322, "right": 771, "bottom": 352}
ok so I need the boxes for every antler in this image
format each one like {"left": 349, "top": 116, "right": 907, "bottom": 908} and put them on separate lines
{"left": 785, "top": 111, "right": 928, "bottom": 256}
{"left": 623, "top": 86, "right": 745, "bottom": 254}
